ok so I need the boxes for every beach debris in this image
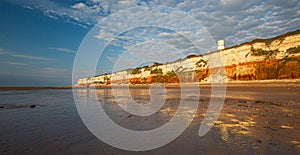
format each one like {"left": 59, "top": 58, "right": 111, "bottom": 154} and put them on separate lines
{"left": 238, "top": 131, "right": 249, "bottom": 135}
{"left": 214, "top": 120, "right": 224, "bottom": 125}
{"left": 280, "top": 125, "right": 293, "bottom": 129}
{"left": 254, "top": 100, "right": 282, "bottom": 107}
{"left": 30, "top": 105, "right": 36, "bottom": 108}
{"left": 226, "top": 113, "right": 235, "bottom": 117}
{"left": 237, "top": 104, "right": 249, "bottom": 107}
{"left": 230, "top": 119, "right": 240, "bottom": 123}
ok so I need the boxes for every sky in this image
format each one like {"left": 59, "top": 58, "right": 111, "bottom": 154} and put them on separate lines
{"left": 0, "top": 0, "right": 299, "bottom": 86}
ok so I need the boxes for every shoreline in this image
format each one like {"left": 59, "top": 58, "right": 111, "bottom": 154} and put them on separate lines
{"left": 1, "top": 79, "right": 299, "bottom": 91}
{"left": 75, "top": 78, "right": 300, "bottom": 89}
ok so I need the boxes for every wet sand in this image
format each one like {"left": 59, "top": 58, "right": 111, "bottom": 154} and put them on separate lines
{"left": 0, "top": 81, "right": 299, "bottom": 154}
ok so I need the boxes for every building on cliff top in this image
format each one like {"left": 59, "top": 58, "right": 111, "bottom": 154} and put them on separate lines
{"left": 217, "top": 40, "right": 225, "bottom": 50}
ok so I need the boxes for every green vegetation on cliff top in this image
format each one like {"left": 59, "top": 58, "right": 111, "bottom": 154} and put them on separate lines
{"left": 287, "top": 46, "right": 300, "bottom": 54}
{"left": 227, "top": 29, "right": 300, "bottom": 50}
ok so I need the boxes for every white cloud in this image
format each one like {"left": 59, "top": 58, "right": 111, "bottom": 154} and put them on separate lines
{"left": 106, "top": 56, "right": 118, "bottom": 63}
{"left": 71, "top": 3, "right": 86, "bottom": 9}
{"left": 0, "top": 51, "right": 9, "bottom": 55}
{"left": 11, "top": 54, "right": 50, "bottom": 60}
{"left": 43, "top": 67, "right": 69, "bottom": 72}
{"left": 5, "top": 61, "right": 29, "bottom": 66}
{"left": 220, "top": 0, "right": 257, "bottom": 11}
{"left": 0, "top": 48, "right": 50, "bottom": 60}
{"left": 95, "top": 29, "right": 115, "bottom": 41}
{"left": 49, "top": 47, "right": 76, "bottom": 53}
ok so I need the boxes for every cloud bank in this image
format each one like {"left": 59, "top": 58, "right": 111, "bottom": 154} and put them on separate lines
{"left": 5, "top": 0, "right": 299, "bottom": 46}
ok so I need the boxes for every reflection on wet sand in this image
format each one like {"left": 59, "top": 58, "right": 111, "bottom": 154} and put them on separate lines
{"left": 73, "top": 84, "right": 300, "bottom": 154}
{"left": 0, "top": 83, "right": 299, "bottom": 154}
{"left": 74, "top": 86, "right": 202, "bottom": 151}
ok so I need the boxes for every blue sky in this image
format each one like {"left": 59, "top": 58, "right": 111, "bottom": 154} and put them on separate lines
{"left": 0, "top": 0, "right": 299, "bottom": 86}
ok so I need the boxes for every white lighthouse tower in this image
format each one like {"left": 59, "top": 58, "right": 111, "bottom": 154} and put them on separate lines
{"left": 217, "top": 40, "right": 225, "bottom": 50}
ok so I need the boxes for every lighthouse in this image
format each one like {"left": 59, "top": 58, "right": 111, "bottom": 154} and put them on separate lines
{"left": 217, "top": 40, "right": 225, "bottom": 50}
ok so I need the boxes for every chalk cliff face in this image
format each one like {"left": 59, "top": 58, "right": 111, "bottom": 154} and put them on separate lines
{"left": 219, "top": 32, "right": 300, "bottom": 80}
{"left": 77, "top": 30, "right": 300, "bottom": 86}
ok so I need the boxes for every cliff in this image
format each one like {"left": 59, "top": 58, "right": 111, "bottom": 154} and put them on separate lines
{"left": 76, "top": 30, "right": 300, "bottom": 86}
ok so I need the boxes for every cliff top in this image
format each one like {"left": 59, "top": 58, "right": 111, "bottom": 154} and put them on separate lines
{"left": 225, "top": 29, "right": 300, "bottom": 50}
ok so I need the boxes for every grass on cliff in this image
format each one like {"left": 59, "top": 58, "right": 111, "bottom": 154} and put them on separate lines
{"left": 150, "top": 68, "right": 163, "bottom": 74}
{"left": 226, "top": 29, "right": 300, "bottom": 50}
{"left": 248, "top": 47, "right": 280, "bottom": 60}
{"left": 287, "top": 46, "right": 300, "bottom": 54}
{"left": 131, "top": 68, "right": 142, "bottom": 74}
{"left": 247, "top": 29, "right": 300, "bottom": 46}
{"left": 195, "top": 59, "right": 208, "bottom": 68}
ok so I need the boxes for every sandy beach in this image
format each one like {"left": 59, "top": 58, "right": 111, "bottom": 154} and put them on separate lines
{"left": 0, "top": 81, "right": 299, "bottom": 154}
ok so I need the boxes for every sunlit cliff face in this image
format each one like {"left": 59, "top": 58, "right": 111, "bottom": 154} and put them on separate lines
{"left": 77, "top": 31, "right": 300, "bottom": 86}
